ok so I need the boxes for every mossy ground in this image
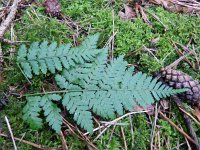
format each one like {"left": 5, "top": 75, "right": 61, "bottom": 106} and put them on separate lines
{"left": 0, "top": 0, "right": 199, "bottom": 149}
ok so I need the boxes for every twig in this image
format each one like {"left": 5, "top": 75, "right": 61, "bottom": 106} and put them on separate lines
{"left": 0, "top": 133, "right": 54, "bottom": 150}
{"left": 145, "top": 9, "right": 168, "bottom": 30}
{"left": 107, "top": 124, "right": 116, "bottom": 145}
{"left": 0, "top": 43, "right": 3, "bottom": 64}
{"left": 159, "top": 111, "right": 198, "bottom": 146}
{"left": 75, "top": 127, "right": 98, "bottom": 150}
{"left": 172, "top": 96, "right": 200, "bottom": 150}
{"left": 62, "top": 117, "right": 75, "bottom": 134}
{"left": 17, "top": 63, "right": 32, "bottom": 85}
{"left": 138, "top": 5, "right": 152, "bottom": 27}
{"left": 110, "top": 9, "right": 115, "bottom": 60}
{"left": 178, "top": 107, "right": 200, "bottom": 126}
{"left": 0, "top": 38, "right": 29, "bottom": 45}
{"left": 173, "top": 42, "right": 194, "bottom": 68}
{"left": 143, "top": 45, "right": 160, "bottom": 63}
{"left": 60, "top": 131, "right": 68, "bottom": 150}
{"left": 129, "top": 115, "right": 134, "bottom": 147}
{"left": 62, "top": 117, "right": 97, "bottom": 150}
{"left": 5, "top": 116, "right": 17, "bottom": 150}
{"left": 180, "top": 126, "right": 192, "bottom": 150}
{"left": 93, "top": 124, "right": 112, "bottom": 142}
{"left": 93, "top": 111, "right": 150, "bottom": 141}
{"left": 84, "top": 110, "right": 149, "bottom": 136}
{"left": 0, "top": 0, "right": 21, "bottom": 39}
{"left": 150, "top": 103, "right": 158, "bottom": 150}
{"left": 125, "top": 46, "right": 144, "bottom": 57}
{"left": 120, "top": 126, "right": 128, "bottom": 150}
{"left": 164, "top": 49, "right": 194, "bottom": 70}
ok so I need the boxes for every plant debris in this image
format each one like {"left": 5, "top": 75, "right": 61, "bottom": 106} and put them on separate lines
{"left": 43, "top": 0, "right": 61, "bottom": 18}
{"left": 149, "top": 0, "right": 200, "bottom": 13}
{"left": 118, "top": 5, "right": 136, "bottom": 21}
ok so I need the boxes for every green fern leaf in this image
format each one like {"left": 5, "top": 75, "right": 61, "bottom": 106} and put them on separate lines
{"left": 21, "top": 33, "right": 187, "bottom": 134}
{"left": 62, "top": 93, "right": 93, "bottom": 133}
{"left": 17, "top": 33, "right": 104, "bottom": 78}
{"left": 40, "top": 95, "right": 62, "bottom": 133}
{"left": 22, "top": 96, "right": 43, "bottom": 130}
{"left": 53, "top": 55, "right": 185, "bottom": 133}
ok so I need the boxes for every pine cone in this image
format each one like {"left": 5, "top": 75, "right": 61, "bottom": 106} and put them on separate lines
{"left": 159, "top": 68, "right": 200, "bottom": 108}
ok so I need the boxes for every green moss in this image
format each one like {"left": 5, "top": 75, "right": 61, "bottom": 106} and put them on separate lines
{"left": 1, "top": 0, "right": 200, "bottom": 149}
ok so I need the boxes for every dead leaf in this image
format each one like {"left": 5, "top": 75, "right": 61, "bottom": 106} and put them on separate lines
{"left": 146, "top": 104, "right": 155, "bottom": 115}
{"left": 149, "top": 0, "right": 200, "bottom": 13}
{"left": 138, "top": 5, "right": 152, "bottom": 27}
{"left": 160, "top": 99, "right": 169, "bottom": 110}
{"left": 132, "top": 106, "right": 144, "bottom": 112}
{"left": 193, "top": 107, "right": 200, "bottom": 122}
{"left": 118, "top": 5, "right": 136, "bottom": 21}
{"left": 132, "top": 104, "right": 155, "bottom": 115}
{"left": 43, "top": 0, "right": 61, "bottom": 17}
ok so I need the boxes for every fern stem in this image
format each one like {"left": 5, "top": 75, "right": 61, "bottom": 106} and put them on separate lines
{"left": 24, "top": 90, "right": 69, "bottom": 97}
{"left": 17, "top": 63, "right": 32, "bottom": 85}
{"left": 23, "top": 89, "right": 149, "bottom": 97}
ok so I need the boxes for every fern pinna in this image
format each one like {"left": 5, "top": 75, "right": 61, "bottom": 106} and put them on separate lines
{"left": 17, "top": 33, "right": 105, "bottom": 78}
{"left": 18, "top": 33, "right": 186, "bottom": 133}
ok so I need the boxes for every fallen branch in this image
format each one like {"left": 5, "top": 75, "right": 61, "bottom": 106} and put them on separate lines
{"left": 0, "top": 0, "right": 21, "bottom": 39}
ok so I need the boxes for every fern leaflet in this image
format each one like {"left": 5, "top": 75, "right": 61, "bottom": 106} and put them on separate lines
{"left": 17, "top": 33, "right": 106, "bottom": 78}
{"left": 23, "top": 94, "right": 62, "bottom": 133}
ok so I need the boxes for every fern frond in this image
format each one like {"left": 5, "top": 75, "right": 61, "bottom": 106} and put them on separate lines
{"left": 62, "top": 93, "right": 93, "bottom": 133}
{"left": 23, "top": 94, "right": 62, "bottom": 133}
{"left": 54, "top": 55, "right": 185, "bottom": 132}
{"left": 40, "top": 95, "right": 62, "bottom": 133}
{"left": 17, "top": 33, "right": 106, "bottom": 78}
{"left": 22, "top": 96, "right": 43, "bottom": 130}
{"left": 22, "top": 33, "right": 186, "bottom": 134}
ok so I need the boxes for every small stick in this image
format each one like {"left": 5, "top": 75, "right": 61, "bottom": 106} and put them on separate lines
{"left": 84, "top": 110, "right": 149, "bottom": 136}
{"left": 173, "top": 43, "right": 194, "bottom": 68}
{"left": 178, "top": 107, "right": 200, "bottom": 126}
{"left": 0, "top": 38, "right": 29, "bottom": 45}
{"left": 5, "top": 116, "right": 17, "bottom": 150}
{"left": 110, "top": 9, "right": 115, "bottom": 61}
{"left": 0, "top": 133, "right": 54, "bottom": 150}
{"left": 108, "top": 124, "right": 116, "bottom": 144}
{"left": 60, "top": 131, "right": 68, "bottom": 150}
{"left": 0, "top": 0, "right": 21, "bottom": 39}
{"left": 129, "top": 115, "right": 134, "bottom": 147}
{"left": 120, "top": 126, "right": 128, "bottom": 150}
{"left": 159, "top": 111, "right": 198, "bottom": 146}
{"left": 125, "top": 46, "right": 144, "bottom": 57}
{"left": 93, "top": 124, "right": 112, "bottom": 142}
{"left": 150, "top": 103, "right": 158, "bottom": 149}
{"left": 164, "top": 49, "right": 194, "bottom": 70}
{"left": 17, "top": 63, "right": 32, "bottom": 85}
{"left": 172, "top": 96, "right": 200, "bottom": 150}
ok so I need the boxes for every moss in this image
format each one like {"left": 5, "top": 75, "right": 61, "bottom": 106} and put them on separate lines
{"left": 1, "top": 0, "right": 200, "bottom": 149}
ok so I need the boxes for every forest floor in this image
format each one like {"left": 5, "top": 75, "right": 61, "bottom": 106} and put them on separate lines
{"left": 0, "top": 0, "right": 199, "bottom": 149}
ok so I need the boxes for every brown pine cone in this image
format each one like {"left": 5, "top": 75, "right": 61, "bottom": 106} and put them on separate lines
{"left": 159, "top": 68, "right": 200, "bottom": 108}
